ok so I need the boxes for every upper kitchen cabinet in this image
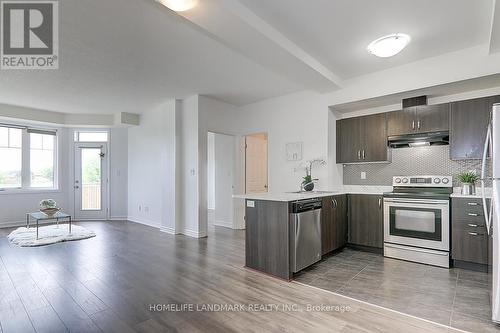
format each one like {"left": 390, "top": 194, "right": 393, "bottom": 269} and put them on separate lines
{"left": 387, "top": 108, "right": 415, "bottom": 136}
{"left": 336, "top": 113, "right": 389, "bottom": 163}
{"left": 416, "top": 104, "right": 450, "bottom": 133}
{"left": 450, "top": 95, "right": 500, "bottom": 160}
{"left": 387, "top": 103, "right": 449, "bottom": 136}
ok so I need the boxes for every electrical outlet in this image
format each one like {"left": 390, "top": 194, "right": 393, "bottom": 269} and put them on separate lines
{"left": 361, "top": 172, "right": 367, "bottom": 180}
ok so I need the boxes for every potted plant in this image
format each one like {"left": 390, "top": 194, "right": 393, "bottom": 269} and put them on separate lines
{"left": 300, "top": 158, "right": 326, "bottom": 191}
{"left": 457, "top": 170, "right": 480, "bottom": 195}
{"left": 39, "top": 199, "right": 60, "bottom": 217}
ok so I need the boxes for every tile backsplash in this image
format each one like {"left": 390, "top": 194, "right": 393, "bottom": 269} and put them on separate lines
{"left": 342, "top": 145, "right": 489, "bottom": 186}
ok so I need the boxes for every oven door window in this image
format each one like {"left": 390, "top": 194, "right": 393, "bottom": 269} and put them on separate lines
{"left": 389, "top": 207, "right": 442, "bottom": 241}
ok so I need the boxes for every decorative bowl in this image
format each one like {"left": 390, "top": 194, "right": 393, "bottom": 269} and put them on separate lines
{"left": 40, "top": 207, "right": 60, "bottom": 217}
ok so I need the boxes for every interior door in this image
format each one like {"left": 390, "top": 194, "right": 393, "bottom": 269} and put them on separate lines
{"left": 245, "top": 133, "right": 268, "bottom": 193}
{"left": 74, "top": 143, "right": 108, "bottom": 220}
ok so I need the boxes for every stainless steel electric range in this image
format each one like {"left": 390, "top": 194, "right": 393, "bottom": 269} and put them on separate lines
{"left": 383, "top": 175, "right": 453, "bottom": 268}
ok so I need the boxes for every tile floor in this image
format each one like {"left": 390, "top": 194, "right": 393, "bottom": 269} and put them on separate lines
{"left": 294, "top": 248, "right": 500, "bottom": 332}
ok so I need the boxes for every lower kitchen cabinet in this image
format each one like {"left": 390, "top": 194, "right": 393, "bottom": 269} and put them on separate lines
{"left": 321, "top": 195, "right": 347, "bottom": 255}
{"left": 347, "top": 194, "right": 383, "bottom": 249}
{"left": 451, "top": 197, "right": 490, "bottom": 266}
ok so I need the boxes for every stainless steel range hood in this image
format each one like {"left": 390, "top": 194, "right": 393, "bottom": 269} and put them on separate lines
{"left": 388, "top": 131, "right": 449, "bottom": 148}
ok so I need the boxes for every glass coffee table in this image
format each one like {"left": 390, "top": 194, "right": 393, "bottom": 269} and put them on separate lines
{"left": 26, "top": 211, "right": 72, "bottom": 240}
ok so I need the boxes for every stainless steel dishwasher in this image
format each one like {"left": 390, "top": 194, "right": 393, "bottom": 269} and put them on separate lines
{"left": 290, "top": 198, "right": 322, "bottom": 273}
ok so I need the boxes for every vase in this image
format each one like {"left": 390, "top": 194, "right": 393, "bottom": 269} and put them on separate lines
{"left": 303, "top": 182, "right": 314, "bottom": 192}
{"left": 461, "top": 183, "right": 476, "bottom": 196}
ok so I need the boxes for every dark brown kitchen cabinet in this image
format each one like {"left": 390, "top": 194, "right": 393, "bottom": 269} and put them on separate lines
{"left": 417, "top": 104, "right": 450, "bottom": 133}
{"left": 450, "top": 95, "right": 500, "bottom": 160}
{"left": 336, "top": 117, "right": 362, "bottom": 163}
{"left": 387, "top": 103, "right": 449, "bottom": 136}
{"left": 336, "top": 113, "right": 388, "bottom": 163}
{"left": 452, "top": 198, "right": 490, "bottom": 266}
{"left": 348, "top": 194, "right": 383, "bottom": 249}
{"left": 387, "top": 108, "right": 415, "bottom": 136}
{"left": 321, "top": 195, "right": 347, "bottom": 255}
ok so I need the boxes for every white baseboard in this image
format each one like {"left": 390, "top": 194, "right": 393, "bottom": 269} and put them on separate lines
{"left": 127, "top": 216, "right": 160, "bottom": 228}
{"left": 214, "top": 219, "right": 245, "bottom": 230}
{"left": 109, "top": 216, "right": 127, "bottom": 221}
{"left": 0, "top": 220, "right": 27, "bottom": 228}
{"left": 214, "top": 219, "right": 233, "bottom": 228}
{"left": 160, "top": 226, "right": 178, "bottom": 234}
{"left": 182, "top": 228, "right": 207, "bottom": 238}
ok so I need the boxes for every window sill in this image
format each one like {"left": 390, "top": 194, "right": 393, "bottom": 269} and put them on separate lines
{"left": 0, "top": 188, "right": 61, "bottom": 195}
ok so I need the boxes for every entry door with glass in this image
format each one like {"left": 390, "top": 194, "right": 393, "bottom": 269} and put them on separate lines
{"left": 74, "top": 143, "right": 108, "bottom": 219}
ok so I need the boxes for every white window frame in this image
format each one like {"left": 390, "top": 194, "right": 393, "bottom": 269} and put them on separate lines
{"left": 74, "top": 130, "right": 109, "bottom": 143}
{"left": 0, "top": 123, "right": 59, "bottom": 193}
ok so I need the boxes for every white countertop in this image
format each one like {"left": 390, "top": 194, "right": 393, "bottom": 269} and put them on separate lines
{"left": 232, "top": 191, "right": 342, "bottom": 202}
{"left": 450, "top": 187, "right": 492, "bottom": 198}
{"left": 233, "top": 185, "right": 392, "bottom": 202}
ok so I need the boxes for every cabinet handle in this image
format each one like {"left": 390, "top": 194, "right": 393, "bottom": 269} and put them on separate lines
{"left": 362, "top": 150, "right": 366, "bottom": 160}
{"left": 467, "top": 223, "right": 478, "bottom": 227}
{"left": 468, "top": 232, "right": 483, "bottom": 236}
{"left": 332, "top": 199, "right": 338, "bottom": 208}
{"left": 468, "top": 213, "right": 479, "bottom": 217}
{"left": 357, "top": 150, "right": 361, "bottom": 159}
{"left": 412, "top": 121, "right": 415, "bottom": 130}
{"left": 417, "top": 120, "right": 421, "bottom": 130}
{"left": 467, "top": 202, "right": 479, "bottom": 206}
{"left": 378, "top": 198, "right": 382, "bottom": 209}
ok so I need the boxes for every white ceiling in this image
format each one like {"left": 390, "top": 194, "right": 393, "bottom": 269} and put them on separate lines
{"left": 0, "top": 0, "right": 498, "bottom": 115}
{"left": 239, "top": 0, "right": 494, "bottom": 79}
{"left": 0, "top": 0, "right": 301, "bottom": 114}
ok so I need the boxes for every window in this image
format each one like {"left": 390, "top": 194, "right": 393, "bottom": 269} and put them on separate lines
{"left": 74, "top": 131, "right": 108, "bottom": 142}
{"left": 0, "top": 125, "right": 57, "bottom": 191}
{"left": 30, "top": 131, "right": 55, "bottom": 188}
{"left": 0, "top": 127, "right": 22, "bottom": 188}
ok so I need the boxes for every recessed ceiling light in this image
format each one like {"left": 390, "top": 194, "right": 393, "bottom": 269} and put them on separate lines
{"left": 156, "top": 0, "right": 199, "bottom": 12}
{"left": 367, "top": 33, "right": 411, "bottom": 58}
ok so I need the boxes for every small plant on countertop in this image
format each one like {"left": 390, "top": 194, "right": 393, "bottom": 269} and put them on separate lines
{"left": 457, "top": 170, "right": 480, "bottom": 184}
{"left": 296, "top": 158, "right": 326, "bottom": 191}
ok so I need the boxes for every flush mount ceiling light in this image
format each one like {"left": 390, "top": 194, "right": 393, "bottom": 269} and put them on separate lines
{"left": 156, "top": 0, "right": 198, "bottom": 12}
{"left": 367, "top": 33, "right": 411, "bottom": 58}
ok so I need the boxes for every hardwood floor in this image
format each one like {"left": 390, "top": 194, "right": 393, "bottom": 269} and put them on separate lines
{"left": 0, "top": 221, "right": 465, "bottom": 332}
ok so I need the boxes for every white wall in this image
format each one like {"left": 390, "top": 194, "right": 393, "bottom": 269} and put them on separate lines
{"left": 214, "top": 133, "right": 236, "bottom": 228}
{"left": 207, "top": 132, "right": 215, "bottom": 210}
{"left": 179, "top": 96, "right": 202, "bottom": 237}
{"left": 109, "top": 128, "right": 128, "bottom": 219}
{"left": 235, "top": 91, "right": 339, "bottom": 192}
{"left": 128, "top": 102, "right": 176, "bottom": 228}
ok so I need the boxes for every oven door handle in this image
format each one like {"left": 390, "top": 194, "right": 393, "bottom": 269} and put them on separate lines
{"left": 384, "top": 199, "right": 447, "bottom": 205}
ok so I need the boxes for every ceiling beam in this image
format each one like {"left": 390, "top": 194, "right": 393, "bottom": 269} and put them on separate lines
{"left": 489, "top": 0, "right": 500, "bottom": 54}
{"left": 171, "top": 0, "right": 343, "bottom": 92}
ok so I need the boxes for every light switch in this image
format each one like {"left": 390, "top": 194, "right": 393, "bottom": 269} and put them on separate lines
{"left": 361, "top": 172, "right": 367, "bottom": 180}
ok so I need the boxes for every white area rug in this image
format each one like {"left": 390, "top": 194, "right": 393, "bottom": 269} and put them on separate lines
{"left": 7, "top": 224, "right": 96, "bottom": 247}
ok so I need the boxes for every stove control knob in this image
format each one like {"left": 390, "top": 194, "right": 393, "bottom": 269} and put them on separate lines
{"left": 442, "top": 178, "right": 450, "bottom": 184}
{"left": 395, "top": 178, "right": 401, "bottom": 184}
{"left": 402, "top": 178, "right": 409, "bottom": 184}
{"left": 434, "top": 178, "right": 441, "bottom": 184}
